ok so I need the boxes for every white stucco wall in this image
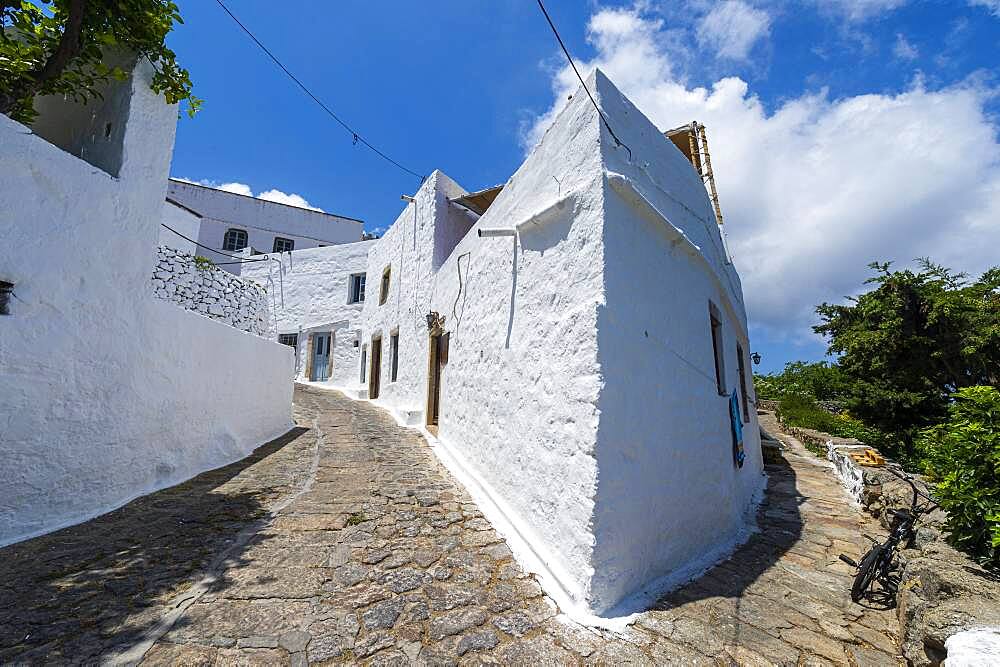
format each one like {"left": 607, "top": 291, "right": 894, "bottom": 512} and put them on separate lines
{"left": 340, "top": 71, "right": 763, "bottom": 619}
{"left": 241, "top": 241, "right": 375, "bottom": 384}
{"left": 346, "top": 86, "right": 608, "bottom": 614}
{"left": 158, "top": 199, "right": 201, "bottom": 254}
{"left": 165, "top": 179, "right": 364, "bottom": 275}
{"left": 0, "top": 61, "right": 294, "bottom": 546}
{"left": 588, "top": 72, "right": 764, "bottom": 613}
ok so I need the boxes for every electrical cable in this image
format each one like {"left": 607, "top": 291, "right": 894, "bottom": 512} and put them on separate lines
{"left": 535, "top": 0, "right": 632, "bottom": 161}
{"left": 159, "top": 222, "right": 270, "bottom": 264}
{"left": 214, "top": 0, "right": 427, "bottom": 183}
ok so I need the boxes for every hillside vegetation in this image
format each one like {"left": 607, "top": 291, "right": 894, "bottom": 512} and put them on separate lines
{"left": 756, "top": 260, "right": 1000, "bottom": 566}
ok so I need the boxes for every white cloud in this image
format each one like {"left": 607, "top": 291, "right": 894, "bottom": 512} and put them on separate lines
{"left": 175, "top": 178, "right": 323, "bottom": 212}
{"left": 970, "top": 0, "right": 1000, "bottom": 17}
{"left": 814, "top": 0, "right": 908, "bottom": 21}
{"left": 696, "top": 1, "right": 771, "bottom": 61}
{"left": 893, "top": 32, "right": 918, "bottom": 60}
{"left": 257, "top": 189, "right": 322, "bottom": 211}
{"left": 528, "top": 5, "right": 1000, "bottom": 342}
{"left": 216, "top": 182, "right": 253, "bottom": 197}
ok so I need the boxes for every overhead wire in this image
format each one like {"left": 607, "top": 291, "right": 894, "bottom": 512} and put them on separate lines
{"left": 534, "top": 0, "right": 632, "bottom": 161}
{"left": 159, "top": 223, "right": 270, "bottom": 264}
{"left": 213, "top": 0, "right": 427, "bottom": 183}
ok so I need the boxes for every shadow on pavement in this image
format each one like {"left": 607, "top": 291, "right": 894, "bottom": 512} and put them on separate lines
{"left": 0, "top": 426, "right": 309, "bottom": 664}
{"left": 651, "top": 453, "right": 805, "bottom": 609}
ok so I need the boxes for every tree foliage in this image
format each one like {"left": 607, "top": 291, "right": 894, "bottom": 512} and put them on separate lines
{"left": 917, "top": 386, "right": 1000, "bottom": 567}
{"left": 754, "top": 360, "right": 848, "bottom": 403}
{"left": 0, "top": 0, "right": 199, "bottom": 123}
{"left": 814, "top": 260, "right": 1000, "bottom": 452}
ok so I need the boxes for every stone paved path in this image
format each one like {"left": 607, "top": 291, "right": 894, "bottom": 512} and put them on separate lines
{"left": 0, "top": 387, "right": 903, "bottom": 665}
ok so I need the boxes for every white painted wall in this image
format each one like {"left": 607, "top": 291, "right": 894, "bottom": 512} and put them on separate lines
{"left": 347, "top": 87, "right": 608, "bottom": 613}
{"left": 30, "top": 51, "right": 136, "bottom": 178}
{"left": 589, "top": 72, "right": 764, "bottom": 612}
{"left": 165, "top": 179, "right": 364, "bottom": 275}
{"left": 340, "top": 70, "right": 763, "bottom": 619}
{"left": 0, "top": 60, "right": 294, "bottom": 546}
{"left": 241, "top": 241, "right": 375, "bottom": 384}
{"left": 158, "top": 199, "right": 201, "bottom": 254}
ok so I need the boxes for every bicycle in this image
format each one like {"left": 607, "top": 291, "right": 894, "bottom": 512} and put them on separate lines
{"left": 839, "top": 466, "right": 938, "bottom": 606}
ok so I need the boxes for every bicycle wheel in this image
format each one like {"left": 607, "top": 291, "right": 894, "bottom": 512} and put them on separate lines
{"left": 851, "top": 544, "right": 885, "bottom": 603}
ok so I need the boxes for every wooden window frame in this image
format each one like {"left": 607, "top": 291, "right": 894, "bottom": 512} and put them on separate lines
{"left": 272, "top": 236, "right": 295, "bottom": 253}
{"left": 390, "top": 331, "right": 399, "bottom": 382}
{"left": 709, "top": 302, "right": 727, "bottom": 396}
{"left": 349, "top": 273, "right": 366, "bottom": 304}
{"left": 222, "top": 228, "right": 248, "bottom": 252}
{"left": 379, "top": 266, "right": 391, "bottom": 305}
{"left": 278, "top": 333, "right": 298, "bottom": 348}
{"left": 736, "top": 342, "right": 750, "bottom": 422}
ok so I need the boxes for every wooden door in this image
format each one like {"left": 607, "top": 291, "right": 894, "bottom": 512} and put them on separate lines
{"left": 426, "top": 333, "right": 442, "bottom": 432}
{"left": 369, "top": 337, "right": 382, "bottom": 399}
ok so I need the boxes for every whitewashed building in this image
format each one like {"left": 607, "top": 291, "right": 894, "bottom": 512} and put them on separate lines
{"left": 0, "top": 58, "right": 294, "bottom": 546}
{"left": 162, "top": 179, "right": 365, "bottom": 275}
{"left": 253, "top": 70, "right": 764, "bottom": 620}
{"left": 242, "top": 240, "right": 376, "bottom": 380}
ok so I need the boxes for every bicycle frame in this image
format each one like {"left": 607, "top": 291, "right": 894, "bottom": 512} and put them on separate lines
{"left": 841, "top": 467, "right": 938, "bottom": 605}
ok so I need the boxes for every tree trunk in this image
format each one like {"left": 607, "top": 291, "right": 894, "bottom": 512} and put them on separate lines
{"left": 0, "top": 0, "right": 87, "bottom": 118}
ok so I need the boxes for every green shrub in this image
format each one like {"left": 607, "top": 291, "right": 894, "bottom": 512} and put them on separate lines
{"left": 776, "top": 394, "right": 903, "bottom": 461}
{"left": 776, "top": 394, "right": 838, "bottom": 432}
{"left": 917, "top": 386, "right": 1000, "bottom": 567}
{"left": 754, "top": 361, "right": 848, "bottom": 402}
{"left": 193, "top": 256, "right": 214, "bottom": 271}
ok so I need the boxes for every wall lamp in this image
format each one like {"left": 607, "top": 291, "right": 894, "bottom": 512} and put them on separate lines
{"left": 401, "top": 195, "right": 416, "bottom": 203}
{"left": 751, "top": 351, "right": 762, "bottom": 365}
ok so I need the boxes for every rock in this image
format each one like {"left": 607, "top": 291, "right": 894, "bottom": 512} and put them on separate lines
{"left": 376, "top": 567, "right": 430, "bottom": 593}
{"left": 492, "top": 611, "right": 534, "bottom": 637}
{"left": 456, "top": 630, "right": 498, "bottom": 656}
{"left": 236, "top": 636, "right": 279, "bottom": 648}
{"left": 429, "top": 607, "right": 488, "bottom": 640}
{"left": 897, "top": 543, "right": 1000, "bottom": 666}
{"left": 278, "top": 630, "right": 311, "bottom": 653}
{"left": 362, "top": 598, "right": 404, "bottom": 629}
{"left": 497, "top": 636, "right": 576, "bottom": 664}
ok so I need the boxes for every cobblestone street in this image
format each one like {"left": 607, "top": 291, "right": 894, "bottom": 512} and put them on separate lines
{"left": 0, "top": 386, "right": 902, "bottom": 665}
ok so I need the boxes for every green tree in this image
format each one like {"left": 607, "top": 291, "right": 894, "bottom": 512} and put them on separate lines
{"left": 0, "top": 0, "right": 199, "bottom": 123}
{"left": 754, "top": 360, "right": 848, "bottom": 402}
{"left": 917, "top": 386, "right": 1000, "bottom": 567}
{"left": 814, "top": 260, "right": 1000, "bottom": 454}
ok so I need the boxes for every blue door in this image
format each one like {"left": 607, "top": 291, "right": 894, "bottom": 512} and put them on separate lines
{"left": 311, "top": 333, "right": 331, "bottom": 381}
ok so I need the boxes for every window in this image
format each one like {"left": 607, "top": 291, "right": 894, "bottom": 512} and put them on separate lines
{"left": 360, "top": 344, "right": 367, "bottom": 383}
{"left": 278, "top": 333, "right": 298, "bottom": 348}
{"left": 379, "top": 266, "right": 391, "bottom": 305}
{"left": 736, "top": 343, "right": 750, "bottom": 422}
{"left": 390, "top": 332, "right": 399, "bottom": 382}
{"left": 349, "top": 273, "right": 366, "bottom": 304}
{"left": 222, "top": 228, "right": 248, "bottom": 251}
{"left": 0, "top": 281, "right": 12, "bottom": 316}
{"left": 709, "top": 302, "right": 726, "bottom": 396}
{"left": 272, "top": 237, "right": 294, "bottom": 253}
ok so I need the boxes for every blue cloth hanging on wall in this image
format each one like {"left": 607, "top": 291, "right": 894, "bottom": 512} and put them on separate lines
{"left": 730, "top": 390, "right": 745, "bottom": 468}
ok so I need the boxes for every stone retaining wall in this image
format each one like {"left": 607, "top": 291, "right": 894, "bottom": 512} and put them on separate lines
{"left": 151, "top": 246, "right": 268, "bottom": 335}
{"left": 765, "top": 409, "right": 1000, "bottom": 666}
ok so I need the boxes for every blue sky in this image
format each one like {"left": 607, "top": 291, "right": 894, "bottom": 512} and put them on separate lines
{"left": 166, "top": 1, "right": 1000, "bottom": 374}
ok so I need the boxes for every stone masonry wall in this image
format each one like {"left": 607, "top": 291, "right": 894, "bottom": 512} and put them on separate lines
{"left": 151, "top": 246, "right": 268, "bottom": 335}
